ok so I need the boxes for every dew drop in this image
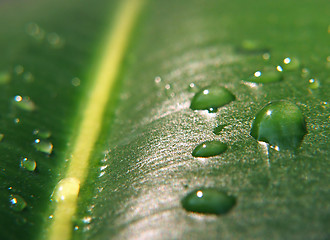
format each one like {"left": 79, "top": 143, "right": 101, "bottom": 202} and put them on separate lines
{"left": 190, "top": 86, "right": 235, "bottom": 112}
{"left": 13, "top": 95, "right": 36, "bottom": 111}
{"left": 238, "top": 39, "right": 269, "bottom": 53}
{"left": 23, "top": 72, "right": 34, "bottom": 83}
{"left": 20, "top": 157, "right": 36, "bottom": 171}
{"left": 33, "top": 139, "right": 53, "bottom": 154}
{"left": 308, "top": 78, "right": 320, "bottom": 89}
{"left": 47, "top": 32, "right": 64, "bottom": 48}
{"left": 71, "top": 77, "right": 81, "bottom": 87}
{"left": 301, "top": 68, "right": 310, "bottom": 78}
{"left": 154, "top": 76, "right": 161, "bottom": 84}
{"left": 51, "top": 178, "right": 80, "bottom": 202}
{"left": 25, "top": 22, "right": 45, "bottom": 41}
{"left": 0, "top": 133, "right": 4, "bottom": 141}
{"left": 0, "top": 71, "right": 11, "bottom": 84}
{"left": 250, "top": 101, "right": 307, "bottom": 150}
{"left": 181, "top": 188, "right": 236, "bottom": 215}
{"left": 281, "top": 57, "right": 301, "bottom": 71}
{"left": 14, "top": 65, "right": 24, "bottom": 75}
{"left": 33, "top": 129, "right": 51, "bottom": 139}
{"left": 247, "top": 68, "right": 283, "bottom": 83}
{"left": 192, "top": 140, "right": 227, "bottom": 157}
{"left": 9, "top": 194, "right": 27, "bottom": 212}
{"left": 213, "top": 124, "right": 226, "bottom": 135}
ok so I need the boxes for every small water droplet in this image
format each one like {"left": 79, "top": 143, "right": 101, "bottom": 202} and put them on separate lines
{"left": 308, "top": 78, "right": 320, "bottom": 89}
{"left": 181, "top": 188, "right": 236, "bottom": 215}
{"left": 301, "top": 68, "right": 310, "bottom": 78}
{"left": 281, "top": 57, "right": 301, "bottom": 71}
{"left": 250, "top": 101, "right": 307, "bottom": 150}
{"left": 51, "top": 178, "right": 80, "bottom": 202}
{"left": 262, "top": 53, "right": 271, "bottom": 60}
{"left": 71, "top": 77, "right": 81, "bottom": 87}
{"left": 13, "top": 95, "right": 36, "bottom": 111}
{"left": 14, "top": 65, "right": 24, "bottom": 75}
{"left": 154, "top": 76, "right": 161, "bottom": 84}
{"left": 0, "top": 71, "right": 11, "bottom": 84}
{"left": 247, "top": 68, "right": 283, "bottom": 83}
{"left": 47, "top": 32, "right": 64, "bottom": 48}
{"left": 33, "top": 129, "right": 51, "bottom": 139}
{"left": 25, "top": 22, "right": 45, "bottom": 41}
{"left": 20, "top": 157, "right": 36, "bottom": 171}
{"left": 192, "top": 140, "right": 227, "bottom": 157}
{"left": 0, "top": 133, "right": 4, "bottom": 142}
{"left": 190, "top": 86, "right": 235, "bottom": 112}
{"left": 14, "top": 118, "right": 20, "bottom": 124}
{"left": 9, "top": 194, "right": 27, "bottom": 212}
{"left": 213, "top": 125, "right": 226, "bottom": 135}
{"left": 23, "top": 72, "right": 34, "bottom": 83}
{"left": 238, "top": 39, "right": 269, "bottom": 53}
{"left": 33, "top": 139, "right": 53, "bottom": 154}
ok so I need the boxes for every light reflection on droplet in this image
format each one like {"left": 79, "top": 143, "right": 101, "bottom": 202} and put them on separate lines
{"left": 276, "top": 65, "right": 283, "bottom": 72}
{"left": 254, "top": 71, "right": 261, "bottom": 77}
{"left": 196, "top": 190, "right": 203, "bottom": 198}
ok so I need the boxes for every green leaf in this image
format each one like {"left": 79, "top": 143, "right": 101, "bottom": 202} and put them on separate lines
{"left": 0, "top": 0, "right": 329, "bottom": 240}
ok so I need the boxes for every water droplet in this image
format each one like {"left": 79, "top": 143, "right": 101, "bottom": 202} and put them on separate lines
{"left": 238, "top": 39, "right": 269, "bottom": 53}
{"left": 247, "top": 68, "right": 283, "bottom": 83}
{"left": 71, "top": 77, "right": 81, "bottom": 87}
{"left": 250, "top": 101, "right": 307, "bottom": 150}
{"left": 0, "top": 133, "right": 4, "bottom": 142}
{"left": 14, "top": 65, "right": 24, "bottom": 75}
{"left": 20, "top": 157, "right": 36, "bottom": 171}
{"left": 301, "top": 68, "right": 310, "bottom": 78}
{"left": 13, "top": 95, "right": 36, "bottom": 111}
{"left": 9, "top": 194, "right": 27, "bottom": 212}
{"left": 308, "top": 78, "right": 320, "bottom": 89}
{"left": 181, "top": 188, "right": 236, "bottom": 215}
{"left": 25, "top": 22, "right": 45, "bottom": 41}
{"left": 190, "top": 86, "right": 235, "bottom": 112}
{"left": 0, "top": 71, "right": 11, "bottom": 84}
{"left": 51, "top": 178, "right": 80, "bottom": 202}
{"left": 14, "top": 118, "right": 20, "bottom": 124}
{"left": 213, "top": 125, "right": 226, "bottom": 135}
{"left": 281, "top": 57, "right": 301, "bottom": 71}
{"left": 262, "top": 53, "right": 271, "bottom": 61}
{"left": 192, "top": 140, "right": 227, "bottom": 157}
{"left": 33, "top": 129, "right": 51, "bottom": 139}
{"left": 33, "top": 139, "right": 53, "bottom": 154}
{"left": 47, "top": 32, "right": 64, "bottom": 48}
{"left": 23, "top": 72, "right": 34, "bottom": 83}
{"left": 154, "top": 76, "right": 161, "bottom": 84}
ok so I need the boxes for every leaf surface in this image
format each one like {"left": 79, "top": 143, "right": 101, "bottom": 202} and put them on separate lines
{"left": 0, "top": 0, "right": 329, "bottom": 240}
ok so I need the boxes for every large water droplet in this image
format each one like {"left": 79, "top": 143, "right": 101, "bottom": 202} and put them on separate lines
{"left": 181, "top": 188, "right": 236, "bottom": 215}
{"left": 250, "top": 101, "right": 307, "bottom": 150}
{"left": 281, "top": 57, "right": 301, "bottom": 71}
{"left": 308, "top": 78, "right": 320, "bottom": 89}
{"left": 33, "top": 129, "right": 51, "bottom": 139}
{"left": 192, "top": 140, "right": 227, "bottom": 157}
{"left": 33, "top": 139, "right": 53, "bottom": 154}
{"left": 190, "top": 87, "right": 235, "bottom": 112}
{"left": 9, "top": 194, "right": 27, "bottom": 212}
{"left": 20, "top": 157, "right": 36, "bottom": 171}
{"left": 13, "top": 95, "right": 36, "bottom": 111}
{"left": 247, "top": 69, "right": 283, "bottom": 83}
{"left": 51, "top": 178, "right": 80, "bottom": 202}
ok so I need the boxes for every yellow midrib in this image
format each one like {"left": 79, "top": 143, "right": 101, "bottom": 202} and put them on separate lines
{"left": 48, "top": 1, "right": 145, "bottom": 239}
